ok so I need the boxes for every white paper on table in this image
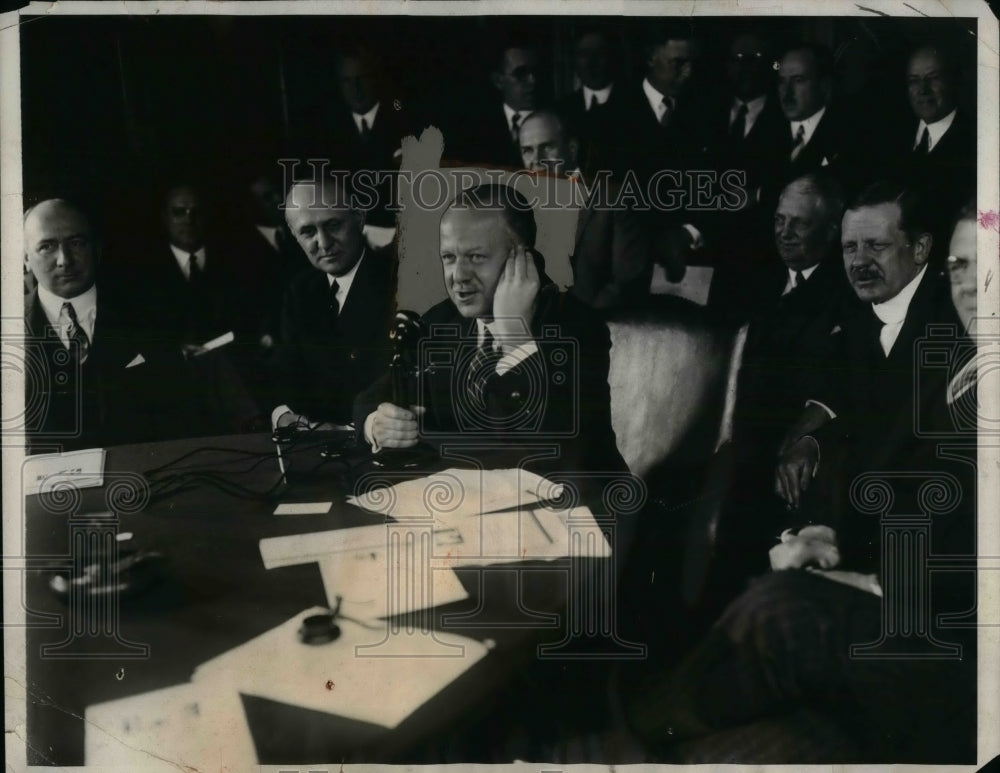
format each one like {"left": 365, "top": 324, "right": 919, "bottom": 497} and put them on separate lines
{"left": 347, "top": 467, "right": 563, "bottom": 520}
{"left": 260, "top": 523, "right": 388, "bottom": 570}
{"left": 273, "top": 501, "right": 333, "bottom": 516}
{"left": 84, "top": 681, "right": 256, "bottom": 770}
{"left": 431, "top": 506, "right": 612, "bottom": 569}
{"left": 196, "top": 330, "right": 234, "bottom": 353}
{"left": 318, "top": 553, "right": 469, "bottom": 619}
{"left": 23, "top": 447, "right": 105, "bottom": 497}
{"left": 191, "top": 607, "right": 489, "bottom": 730}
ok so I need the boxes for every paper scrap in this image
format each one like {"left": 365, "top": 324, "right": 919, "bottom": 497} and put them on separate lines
{"left": 23, "top": 447, "right": 105, "bottom": 497}
{"left": 273, "top": 501, "right": 333, "bottom": 516}
{"left": 85, "top": 681, "right": 256, "bottom": 769}
{"left": 260, "top": 523, "right": 387, "bottom": 570}
{"left": 197, "top": 330, "right": 235, "bottom": 354}
{"left": 347, "top": 467, "right": 562, "bottom": 519}
{"left": 192, "top": 608, "right": 489, "bottom": 730}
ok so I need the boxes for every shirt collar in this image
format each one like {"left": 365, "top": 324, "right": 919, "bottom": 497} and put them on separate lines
{"left": 325, "top": 248, "right": 366, "bottom": 302}
{"left": 583, "top": 84, "right": 613, "bottom": 107}
{"left": 731, "top": 94, "right": 767, "bottom": 123}
{"left": 37, "top": 282, "right": 97, "bottom": 329}
{"left": 503, "top": 102, "right": 526, "bottom": 131}
{"left": 352, "top": 101, "right": 381, "bottom": 134}
{"left": 475, "top": 318, "right": 503, "bottom": 350}
{"left": 169, "top": 244, "right": 207, "bottom": 276}
{"left": 916, "top": 108, "right": 956, "bottom": 152}
{"left": 790, "top": 105, "right": 827, "bottom": 146}
{"left": 872, "top": 264, "right": 927, "bottom": 325}
{"left": 787, "top": 263, "right": 820, "bottom": 286}
{"left": 642, "top": 78, "right": 670, "bottom": 117}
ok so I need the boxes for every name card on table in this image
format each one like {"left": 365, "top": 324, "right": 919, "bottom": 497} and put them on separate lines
{"left": 23, "top": 447, "right": 106, "bottom": 497}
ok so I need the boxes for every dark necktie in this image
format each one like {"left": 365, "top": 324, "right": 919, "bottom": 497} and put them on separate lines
{"left": 794, "top": 270, "right": 805, "bottom": 289}
{"left": 465, "top": 327, "right": 502, "bottom": 407}
{"left": 328, "top": 279, "right": 341, "bottom": 321}
{"left": 659, "top": 97, "right": 674, "bottom": 127}
{"left": 588, "top": 93, "right": 598, "bottom": 112}
{"left": 731, "top": 101, "right": 748, "bottom": 140}
{"left": 188, "top": 253, "right": 202, "bottom": 288}
{"left": 360, "top": 117, "right": 371, "bottom": 141}
{"left": 790, "top": 124, "right": 806, "bottom": 160}
{"left": 510, "top": 112, "right": 521, "bottom": 143}
{"left": 62, "top": 302, "right": 90, "bottom": 364}
{"left": 915, "top": 126, "right": 930, "bottom": 154}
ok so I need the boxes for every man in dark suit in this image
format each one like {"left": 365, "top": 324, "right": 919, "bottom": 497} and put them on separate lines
{"left": 23, "top": 199, "right": 171, "bottom": 452}
{"left": 616, "top": 25, "right": 712, "bottom": 279}
{"left": 272, "top": 176, "right": 397, "bottom": 431}
{"left": 355, "top": 183, "right": 626, "bottom": 476}
{"left": 555, "top": 28, "right": 623, "bottom": 179}
{"left": 443, "top": 40, "right": 543, "bottom": 169}
{"left": 626, "top": 182, "right": 975, "bottom": 763}
{"left": 889, "top": 44, "right": 975, "bottom": 268}
{"left": 706, "top": 173, "right": 855, "bottom": 606}
{"left": 517, "top": 109, "right": 651, "bottom": 311}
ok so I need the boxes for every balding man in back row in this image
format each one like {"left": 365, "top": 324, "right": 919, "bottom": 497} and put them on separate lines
{"left": 271, "top": 176, "right": 398, "bottom": 432}
{"left": 23, "top": 199, "right": 174, "bottom": 452}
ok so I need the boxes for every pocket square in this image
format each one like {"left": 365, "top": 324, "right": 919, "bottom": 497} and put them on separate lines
{"left": 821, "top": 156, "right": 830, "bottom": 167}
{"left": 829, "top": 325, "right": 842, "bottom": 335}
{"left": 125, "top": 354, "right": 146, "bottom": 368}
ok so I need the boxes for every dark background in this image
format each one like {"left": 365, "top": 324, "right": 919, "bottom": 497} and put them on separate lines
{"left": 20, "top": 14, "right": 978, "bottom": 244}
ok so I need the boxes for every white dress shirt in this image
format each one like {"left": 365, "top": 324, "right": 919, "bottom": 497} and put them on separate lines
{"left": 169, "top": 244, "right": 207, "bottom": 280}
{"left": 781, "top": 263, "right": 819, "bottom": 296}
{"left": 789, "top": 105, "right": 827, "bottom": 151}
{"left": 730, "top": 94, "right": 767, "bottom": 138}
{"left": 353, "top": 102, "right": 380, "bottom": 136}
{"left": 37, "top": 283, "right": 97, "bottom": 348}
{"left": 873, "top": 264, "right": 927, "bottom": 356}
{"left": 914, "top": 108, "right": 956, "bottom": 152}
{"left": 583, "top": 84, "right": 613, "bottom": 110}
{"left": 503, "top": 103, "right": 527, "bottom": 135}
{"left": 642, "top": 78, "right": 673, "bottom": 122}
{"left": 256, "top": 225, "right": 280, "bottom": 252}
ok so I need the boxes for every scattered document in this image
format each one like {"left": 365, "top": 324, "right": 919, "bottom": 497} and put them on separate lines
{"left": 273, "top": 501, "right": 333, "bottom": 516}
{"left": 347, "top": 467, "right": 562, "bottom": 519}
{"left": 23, "top": 447, "right": 105, "bottom": 497}
{"left": 196, "top": 330, "right": 234, "bottom": 354}
{"left": 192, "top": 607, "right": 489, "bottom": 729}
{"left": 85, "top": 681, "right": 256, "bottom": 769}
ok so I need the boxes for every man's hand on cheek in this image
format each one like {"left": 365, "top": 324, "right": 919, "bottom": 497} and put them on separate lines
{"left": 491, "top": 244, "right": 540, "bottom": 351}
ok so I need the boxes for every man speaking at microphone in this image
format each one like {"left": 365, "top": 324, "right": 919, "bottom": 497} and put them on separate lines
{"left": 354, "top": 182, "right": 626, "bottom": 476}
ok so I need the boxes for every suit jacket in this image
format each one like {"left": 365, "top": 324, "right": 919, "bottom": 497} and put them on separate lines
{"left": 354, "top": 275, "right": 627, "bottom": 475}
{"left": 793, "top": 267, "right": 968, "bottom": 573}
{"left": 708, "top": 92, "right": 789, "bottom": 198}
{"left": 732, "top": 257, "right": 856, "bottom": 457}
{"left": 570, "top": 177, "right": 652, "bottom": 311}
{"left": 556, "top": 84, "right": 625, "bottom": 179}
{"left": 24, "top": 287, "right": 174, "bottom": 452}
{"left": 278, "top": 246, "right": 398, "bottom": 425}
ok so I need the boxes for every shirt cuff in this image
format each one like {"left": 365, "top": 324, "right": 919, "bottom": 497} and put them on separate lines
{"left": 805, "top": 399, "right": 837, "bottom": 420}
{"left": 682, "top": 223, "right": 704, "bottom": 250}
{"left": 496, "top": 341, "right": 539, "bottom": 376}
{"left": 363, "top": 411, "right": 382, "bottom": 453}
{"left": 271, "top": 405, "right": 293, "bottom": 430}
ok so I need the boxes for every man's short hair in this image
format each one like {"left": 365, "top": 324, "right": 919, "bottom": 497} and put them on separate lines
{"left": 909, "top": 40, "right": 960, "bottom": 81}
{"left": 489, "top": 33, "right": 540, "bottom": 74}
{"left": 285, "top": 172, "right": 361, "bottom": 213}
{"left": 847, "top": 181, "right": 931, "bottom": 242}
{"left": 23, "top": 198, "right": 96, "bottom": 234}
{"left": 643, "top": 21, "right": 700, "bottom": 59}
{"left": 953, "top": 198, "right": 977, "bottom": 227}
{"left": 449, "top": 183, "right": 537, "bottom": 248}
{"left": 521, "top": 107, "right": 578, "bottom": 143}
{"left": 784, "top": 171, "right": 845, "bottom": 226}
{"left": 780, "top": 43, "right": 834, "bottom": 81}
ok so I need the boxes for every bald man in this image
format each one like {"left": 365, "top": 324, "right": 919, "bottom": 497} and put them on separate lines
{"left": 271, "top": 176, "right": 398, "bottom": 431}
{"left": 23, "top": 199, "right": 168, "bottom": 452}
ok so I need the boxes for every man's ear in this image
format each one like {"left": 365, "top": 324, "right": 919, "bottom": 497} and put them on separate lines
{"left": 913, "top": 232, "right": 933, "bottom": 265}
{"left": 352, "top": 208, "right": 367, "bottom": 231}
{"left": 490, "top": 70, "right": 504, "bottom": 92}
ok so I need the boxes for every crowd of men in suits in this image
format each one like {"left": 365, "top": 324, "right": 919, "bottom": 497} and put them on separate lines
{"left": 22, "top": 21, "right": 980, "bottom": 764}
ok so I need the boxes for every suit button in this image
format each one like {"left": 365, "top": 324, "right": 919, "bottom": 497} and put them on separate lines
{"left": 349, "top": 351, "right": 358, "bottom": 360}
{"left": 511, "top": 391, "right": 522, "bottom": 401}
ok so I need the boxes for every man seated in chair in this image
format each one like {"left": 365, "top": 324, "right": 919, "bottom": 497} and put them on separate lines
{"left": 624, "top": 181, "right": 975, "bottom": 764}
{"left": 354, "top": 182, "right": 626, "bottom": 477}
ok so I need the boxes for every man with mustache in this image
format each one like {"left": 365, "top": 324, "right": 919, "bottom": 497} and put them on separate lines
{"left": 272, "top": 175, "right": 397, "bottom": 431}
{"left": 624, "top": 182, "right": 974, "bottom": 763}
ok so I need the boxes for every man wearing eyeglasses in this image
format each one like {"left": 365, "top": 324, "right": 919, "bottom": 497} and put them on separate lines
{"left": 625, "top": 182, "right": 974, "bottom": 763}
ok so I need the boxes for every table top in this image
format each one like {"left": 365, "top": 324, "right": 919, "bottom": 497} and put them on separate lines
{"left": 24, "top": 432, "right": 616, "bottom": 765}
